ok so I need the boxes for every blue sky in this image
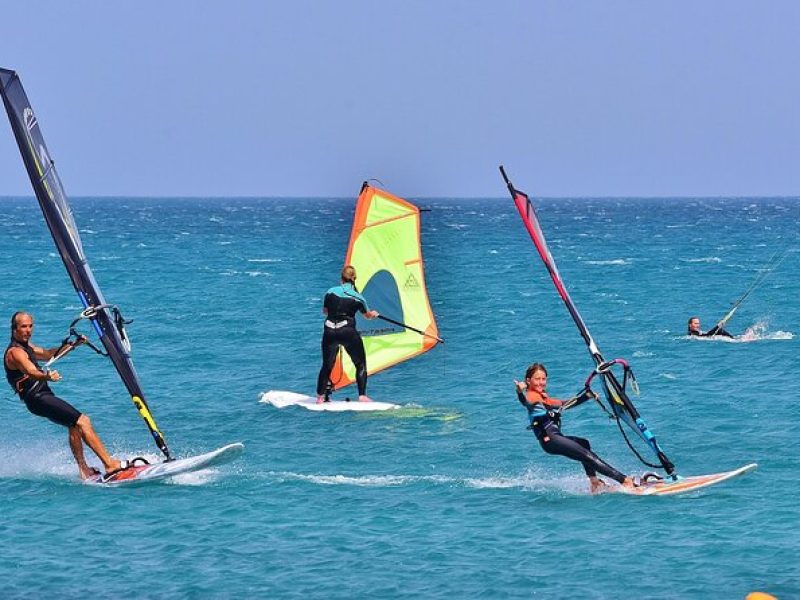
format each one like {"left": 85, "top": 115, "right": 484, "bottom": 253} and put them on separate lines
{"left": 1, "top": 1, "right": 799, "bottom": 198}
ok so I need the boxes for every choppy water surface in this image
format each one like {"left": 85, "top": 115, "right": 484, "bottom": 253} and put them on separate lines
{"left": 1, "top": 196, "right": 797, "bottom": 599}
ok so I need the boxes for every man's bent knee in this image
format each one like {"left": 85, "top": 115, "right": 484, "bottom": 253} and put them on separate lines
{"left": 76, "top": 414, "right": 92, "bottom": 430}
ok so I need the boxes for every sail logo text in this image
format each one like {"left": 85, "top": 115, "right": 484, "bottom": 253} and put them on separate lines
{"left": 23, "top": 107, "right": 37, "bottom": 132}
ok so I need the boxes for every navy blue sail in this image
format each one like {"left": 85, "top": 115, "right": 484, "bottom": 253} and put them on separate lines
{"left": 1, "top": 67, "right": 172, "bottom": 460}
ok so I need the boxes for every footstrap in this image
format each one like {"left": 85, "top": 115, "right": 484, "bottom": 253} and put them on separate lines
{"left": 101, "top": 456, "right": 151, "bottom": 481}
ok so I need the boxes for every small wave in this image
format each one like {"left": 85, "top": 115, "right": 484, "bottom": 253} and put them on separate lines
{"left": 247, "top": 258, "right": 282, "bottom": 263}
{"left": 0, "top": 441, "right": 75, "bottom": 479}
{"left": 272, "top": 472, "right": 451, "bottom": 487}
{"left": 268, "top": 469, "right": 591, "bottom": 495}
{"left": 688, "top": 335, "right": 736, "bottom": 344}
{"left": 167, "top": 470, "right": 222, "bottom": 486}
{"left": 465, "top": 470, "right": 590, "bottom": 495}
{"left": 680, "top": 257, "right": 722, "bottom": 263}
{"left": 764, "top": 331, "right": 794, "bottom": 340}
{"left": 584, "top": 259, "right": 628, "bottom": 266}
{"left": 738, "top": 321, "right": 794, "bottom": 342}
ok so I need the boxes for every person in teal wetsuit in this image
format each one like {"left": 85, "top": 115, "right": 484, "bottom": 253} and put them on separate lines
{"left": 316, "top": 266, "right": 379, "bottom": 403}
{"left": 515, "top": 362, "right": 637, "bottom": 494}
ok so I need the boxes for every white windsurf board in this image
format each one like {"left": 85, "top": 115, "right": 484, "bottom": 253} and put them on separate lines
{"left": 260, "top": 390, "right": 399, "bottom": 412}
{"left": 85, "top": 442, "right": 244, "bottom": 486}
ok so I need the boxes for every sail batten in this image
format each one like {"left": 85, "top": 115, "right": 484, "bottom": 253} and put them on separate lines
{"left": 331, "top": 183, "right": 439, "bottom": 390}
{"left": 1, "top": 67, "right": 172, "bottom": 459}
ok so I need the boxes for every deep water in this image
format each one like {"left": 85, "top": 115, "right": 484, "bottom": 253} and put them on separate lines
{"left": 0, "top": 195, "right": 797, "bottom": 599}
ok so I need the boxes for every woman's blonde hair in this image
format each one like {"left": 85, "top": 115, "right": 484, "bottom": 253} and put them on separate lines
{"left": 342, "top": 265, "right": 358, "bottom": 291}
{"left": 341, "top": 265, "right": 357, "bottom": 286}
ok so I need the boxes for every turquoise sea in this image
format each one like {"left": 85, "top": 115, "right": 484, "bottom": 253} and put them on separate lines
{"left": 0, "top": 195, "right": 797, "bottom": 599}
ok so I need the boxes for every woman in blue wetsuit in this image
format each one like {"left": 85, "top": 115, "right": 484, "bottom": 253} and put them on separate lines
{"left": 316, "top": 266, "right": 379, "bottom": 403}
{"left": 515, "top": 363, "right": 636, "bottom": 493}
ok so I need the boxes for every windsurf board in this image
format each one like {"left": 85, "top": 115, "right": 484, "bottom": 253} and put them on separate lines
{"left": 615, "top": 463, "right": 757, "bottom": 496}
{"left": 85, "top": 442, "right": 244, "bottom": 486}
{"left": 260, "top": 390, "right": 399, "bottom": 412}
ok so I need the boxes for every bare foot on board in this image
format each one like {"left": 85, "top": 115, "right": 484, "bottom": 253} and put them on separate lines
{"left": 589, "top": 478, "right": 609, "bottom": 494}
{"left": 79, "top": 465, "right": 101, "bottom": 480}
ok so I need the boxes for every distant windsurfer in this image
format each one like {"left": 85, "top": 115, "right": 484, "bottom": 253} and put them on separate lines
{"left": 687, "top": 317, "right": 734, "bottom": 338}
{"left": 515, "top": 363, "right": 637, "bottom": 494}
{"left": 316, "top": 266, "right": 379, "bottom": 403}
{"left": 4, "top": 312, "right": 122, "bottom": 479}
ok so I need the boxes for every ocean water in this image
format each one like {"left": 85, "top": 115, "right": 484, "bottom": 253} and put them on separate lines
{"left": 0, "top": 195, "right": 797, "bottom": 599}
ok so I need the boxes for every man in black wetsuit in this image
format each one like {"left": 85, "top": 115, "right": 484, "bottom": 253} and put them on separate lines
{"left": 687, "top": 316, "right": 734, "bottom": 338}
{"left": 4, "top": 311, "right": 121, "bottom": 479}
{"left": 316, "top": 266, "right": 379, "bottom": 403}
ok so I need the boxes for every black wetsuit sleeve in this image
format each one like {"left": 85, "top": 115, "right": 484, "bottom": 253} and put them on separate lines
{"left": 517, "top": 391, "right": 529, "bottom": 407}
{"left": 705, "top": 326, "right": 734, "bottom": 338}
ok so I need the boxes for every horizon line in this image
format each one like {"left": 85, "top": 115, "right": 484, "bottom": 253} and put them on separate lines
{"left": 2, "top": 194, "right": 799, "bottom": 202}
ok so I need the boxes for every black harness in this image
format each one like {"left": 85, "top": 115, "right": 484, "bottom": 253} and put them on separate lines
{"left": 4, "top": 338, "right": 45, "bottom": 397}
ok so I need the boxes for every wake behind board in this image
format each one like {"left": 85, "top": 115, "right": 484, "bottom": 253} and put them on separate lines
{"left": 615, "top": 463, "right": 757, "bottom": 496}
{"left": 85, "top": 443, "right": 244, "bottom": 486}
{"left": 260, "top": 390, "right": 400, "bottom": 412}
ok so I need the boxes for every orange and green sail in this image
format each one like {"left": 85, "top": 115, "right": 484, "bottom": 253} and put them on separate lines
{"left": 331, "top": 183, "right": 440, "bottom": 389}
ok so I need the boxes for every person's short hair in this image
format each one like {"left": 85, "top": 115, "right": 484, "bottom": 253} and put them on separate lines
{"left": 10, "top": 311, "right": 29, "bottom": 333}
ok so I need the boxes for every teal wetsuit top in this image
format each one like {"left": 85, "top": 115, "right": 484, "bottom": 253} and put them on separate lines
{"left": 323, "top": 283, "right": 371, "bottom": 326}
{"left": 517, "top": 390, "right": 549, "bottom": 426}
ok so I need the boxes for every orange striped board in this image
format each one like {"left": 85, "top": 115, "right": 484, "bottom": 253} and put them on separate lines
{"left": 616, "top": 463, "right": 757, "bottom": 496}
